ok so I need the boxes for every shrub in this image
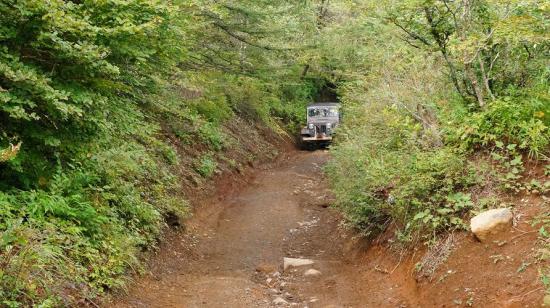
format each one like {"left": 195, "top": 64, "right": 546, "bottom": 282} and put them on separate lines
{"left": 449, "top": 93, "right": 550, "bottom": 158}
{"left": 326, "top": 92, "right": 482, "bottom": 239}
{"left": 0, "top": 189, "right": 142, "bottom": 305}
{"left": 193, "top": 96, "right": 234, "bottom": 124}
{"left": 194, "top": 154, "right": 218, "bottom": 178}
{"left": 328, "top": 133, "right": 479, "bottom": 241}
{"left": 198, "top": 123, "right": 226, "bottom": 152}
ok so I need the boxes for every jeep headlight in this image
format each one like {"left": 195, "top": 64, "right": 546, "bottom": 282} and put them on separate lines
{"left": 308, "top": 123, "right": 314, "bottom": 129}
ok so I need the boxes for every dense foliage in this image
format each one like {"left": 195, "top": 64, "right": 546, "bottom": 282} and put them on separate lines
{"left": 321, "top": 0, "right": 549, "bottom": 242}
{"left": 0, "top": 1, "right": 318, "bottom": 305}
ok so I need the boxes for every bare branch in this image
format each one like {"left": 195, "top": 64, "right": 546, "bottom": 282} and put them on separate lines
{"left": 390, "top": 19, "right": 432, "bottom": 46}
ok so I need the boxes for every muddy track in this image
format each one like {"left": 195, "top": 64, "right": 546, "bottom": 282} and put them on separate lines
{"left": 113, "top": 150, "right": 545, "bottom": 308}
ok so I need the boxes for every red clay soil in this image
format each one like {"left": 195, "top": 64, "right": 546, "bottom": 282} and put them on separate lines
{"left": 111, "top": 150, "right": 547, "bottom": 307}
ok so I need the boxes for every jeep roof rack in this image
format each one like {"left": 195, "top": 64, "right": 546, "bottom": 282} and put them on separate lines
{"left": 307, "top": 102, "right": 339, "bottom": 107}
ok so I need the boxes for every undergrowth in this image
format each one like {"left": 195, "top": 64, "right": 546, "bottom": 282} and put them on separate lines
{"left": 327, "top": 50, "right": 549, "bottom": 246}
{"left": 329, "top": 86, "right": 549, "bottom": 245}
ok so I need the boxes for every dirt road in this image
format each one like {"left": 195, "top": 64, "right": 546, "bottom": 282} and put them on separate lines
{"left": 114, "top": 150, "right": 545, "bottom": 308}
{"left": 115, "top": 151, "right": 384, "bottom": 307}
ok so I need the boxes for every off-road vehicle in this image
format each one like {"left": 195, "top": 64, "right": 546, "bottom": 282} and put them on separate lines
{"left": 300, "top": 102, "right": 340, "bottom": 148}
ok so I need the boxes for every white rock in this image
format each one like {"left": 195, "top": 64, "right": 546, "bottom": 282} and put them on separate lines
{"left": 470, "top": 208, "right": 513, "bottom": 241}
{"left": 283, "top": 257, "right": 314, "bottom": 271}
{"left": 304, "top": 269, "right": 322, "bottom": 277}
{"left": 273, "top": 297, "right": 288, "bottom": 305}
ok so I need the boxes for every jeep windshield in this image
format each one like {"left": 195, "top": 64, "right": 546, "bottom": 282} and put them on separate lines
{"left": 308, "top": 107, "right": 338, "bottom": 118}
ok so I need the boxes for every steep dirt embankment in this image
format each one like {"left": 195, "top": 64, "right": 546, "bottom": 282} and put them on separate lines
{"left": 113, "top": 149, "right": 546, "bottom": 307}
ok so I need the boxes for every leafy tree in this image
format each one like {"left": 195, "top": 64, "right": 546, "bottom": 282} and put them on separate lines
{"left": 386, "top": 0, "right": 549, "bottom": 107}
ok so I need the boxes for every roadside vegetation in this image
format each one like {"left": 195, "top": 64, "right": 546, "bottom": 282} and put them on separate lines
{"left": 316, "top": 0, "right": 549, "bottom": 295}
{"left": 0, "top": 0, "right": 548, "bottom": 306}
{"left": 0, "top": 1, "right": 319, "bottom": 306}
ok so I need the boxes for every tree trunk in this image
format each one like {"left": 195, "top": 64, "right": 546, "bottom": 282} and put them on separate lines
{"left": 460, "top": 0, "right": 485, "bottom": 108}
{"left": 423, "top": 7, "right": 465, "bottom": 98}
{"left": 441, "top": 48, "right": 465, "bottom": 98}
{"left": 301, "top": 64, "right": 310, "bottom": 79}
{"left": 464, "top": 62, "right": 485, "bottom": 107}
{"left": 477, "top": 53, "right": 495, "bottom": 101}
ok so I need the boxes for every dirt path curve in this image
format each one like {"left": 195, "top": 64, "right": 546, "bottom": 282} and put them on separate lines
{"left": 114, "top": 150, "right": 410, "bottom": 307}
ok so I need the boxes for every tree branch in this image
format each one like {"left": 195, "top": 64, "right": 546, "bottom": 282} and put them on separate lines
{"left": 390, "top": 19, "right": 432, "bottom": 46}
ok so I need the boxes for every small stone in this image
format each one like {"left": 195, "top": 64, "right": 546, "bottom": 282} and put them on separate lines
{"left": 283, "top": 257, "right": 315, "bottom": 271}
{"left": 470, "top": 208, "right": 513, "bottom": 241}
{"left": 273, "top": 297, "right": 288, "bottom": 305}
{"left": 304, "top": 269, "right": 322, "bottom": 277}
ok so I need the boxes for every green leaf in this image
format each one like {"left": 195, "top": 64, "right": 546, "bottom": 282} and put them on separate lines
{"left": 510, "top": 156, "right": 522, "bottom": 166}
{"left": 540, "top": 226, "right": 549, "bottom": 238}
{"left": 436, "top": 208, "right": 453, "bottom": 215}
